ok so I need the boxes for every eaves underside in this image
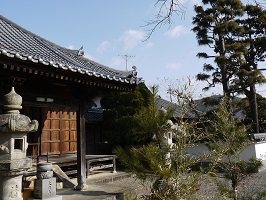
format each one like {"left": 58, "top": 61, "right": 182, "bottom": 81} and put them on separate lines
{"left": 0, "top": 57, "right": 137, "bottom": 92}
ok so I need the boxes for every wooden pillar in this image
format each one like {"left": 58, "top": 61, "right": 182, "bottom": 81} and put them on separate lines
{"left": 75, "top": 100, "right": 87, "bottom": 190}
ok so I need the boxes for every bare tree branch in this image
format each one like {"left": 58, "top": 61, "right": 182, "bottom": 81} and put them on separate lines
{"left": 142, "top": 0, "right": 186, "bottom": 41}
{"left": 253, "top": 0, "right": 266, "bottom": 8}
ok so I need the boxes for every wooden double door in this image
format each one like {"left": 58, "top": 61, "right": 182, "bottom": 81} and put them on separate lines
{"left": 26, "top": 107, "right": 77, "bottom": 156}
{"left": 41, "top": 108, "right": 77, "bottom": 155}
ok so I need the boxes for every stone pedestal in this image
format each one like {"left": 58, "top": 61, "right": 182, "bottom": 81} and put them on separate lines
{"left": 34, "top": 178, "right": 56, "bottom": 198}
{"left": 0, "top": 174, "right": 23, "bottom": 200}
{"left": 31, "top": 178, "right": 62, "bottom": 200}
{"left": 29, "top": 177, "right": 62, "bottom": 200}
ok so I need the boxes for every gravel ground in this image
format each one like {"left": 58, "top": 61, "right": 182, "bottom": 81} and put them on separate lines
{"left": 196, "top": 170, "right": 266, "bottom": 200}
{"left": 121, "top": 170, "right": 266, "bottom": 199}
{"left": 57, "top": 170, "right": 266, "bottom": 199}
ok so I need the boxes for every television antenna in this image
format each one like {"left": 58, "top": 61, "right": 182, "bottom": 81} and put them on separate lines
{"left": 118, "top": 54, "right": 135, "bottom": 71}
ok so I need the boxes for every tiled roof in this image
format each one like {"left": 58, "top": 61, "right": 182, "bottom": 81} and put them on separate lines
{"left": 84, "top": 109, "right": 104, "bottom": 122}
{"left": 0, "top": 15, "right": 139, "bottom": 85}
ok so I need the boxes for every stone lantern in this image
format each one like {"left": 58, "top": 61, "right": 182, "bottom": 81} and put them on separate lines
{"left": 0, "top": 87, "right": 38, "bottom": 200}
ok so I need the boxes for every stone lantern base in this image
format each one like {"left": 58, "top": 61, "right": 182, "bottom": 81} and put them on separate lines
{"left": 0, "top": 174, "right": 23, "bottom": 200}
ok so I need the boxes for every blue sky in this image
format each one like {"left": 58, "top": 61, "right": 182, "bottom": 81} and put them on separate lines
{"left": 1, "top": 0, "right": 265, "bottom": 100}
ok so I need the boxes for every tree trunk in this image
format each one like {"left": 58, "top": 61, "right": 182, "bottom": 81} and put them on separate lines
{"left": 249, "top": 85, "right": 259, "bottom": 133}
{"left": 219, "top": 36, "right": 231, "bottom": 98}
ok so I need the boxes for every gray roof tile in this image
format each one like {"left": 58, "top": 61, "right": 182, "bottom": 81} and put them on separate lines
{"left": 0, "top": 15, "right": 139, "bottom": 84}
{"left": 84, "top": 109, "right": 104, "bottom": 122}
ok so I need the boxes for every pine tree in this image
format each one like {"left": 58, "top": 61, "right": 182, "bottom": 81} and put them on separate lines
{"left": 192, "top": 1, "right": 266, "bottom": 133}
{"left": 115, "top": 84, "right": 209, "bottom": 199}
{"left": 114, "top": 83, "right": 264, "bottom": 199}
{"left": 192, "top": 0, "right": 245, "bottom": 98}
{"left": 207, "top": 98, "right": 262, "bottom": 199}
{"left": 233, "top": 4, "right": 266, "bottom": 132}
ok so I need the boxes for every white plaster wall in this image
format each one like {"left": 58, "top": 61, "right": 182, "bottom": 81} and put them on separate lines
{"left": 244, "top": 142, "right": 266, "bottom": 170}
{"left": 238, "top": 143, "right": 256, "bottom": 161}
{"left": 91, "top": 96, "right": 102, "bottom": 108}
{"left": 187, "top": 144, "right": 211, "bottom": 157}
{"left": 254, "top": 142, "right": 266, "bottom": 160}
{"left": 187, "top": 142, "right": 266, "bottom": 170}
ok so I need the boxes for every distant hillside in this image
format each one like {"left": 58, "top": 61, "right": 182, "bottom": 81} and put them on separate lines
{"left": 157, "top": 95, "right": 243, "bottom": 118}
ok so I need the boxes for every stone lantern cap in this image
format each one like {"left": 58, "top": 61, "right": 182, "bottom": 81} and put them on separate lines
{"left": 0, "top": 87, "right": 38, "bottom": 132}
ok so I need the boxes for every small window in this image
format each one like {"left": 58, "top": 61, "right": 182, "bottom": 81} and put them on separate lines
{"left": 14, "top": 139, "right": 23, "bottom": 151}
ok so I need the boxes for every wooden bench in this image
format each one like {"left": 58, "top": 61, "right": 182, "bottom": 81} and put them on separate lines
{"left": 25, "top": 154, "right": 117, "bottom": 177}
{"left": 58, "top": 155, "right": 117, "bottom": 176}
{"left": 85, "top": 155, "right": 117, "bottom": 177}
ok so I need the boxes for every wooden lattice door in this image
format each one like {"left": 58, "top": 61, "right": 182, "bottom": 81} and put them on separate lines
{"left": 41, "top": 108, "right": 77, "bottom": 155}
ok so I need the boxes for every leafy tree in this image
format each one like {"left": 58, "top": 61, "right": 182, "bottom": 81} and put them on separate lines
{"left": 100, "top": 82, "right": 152, "bottom": 145}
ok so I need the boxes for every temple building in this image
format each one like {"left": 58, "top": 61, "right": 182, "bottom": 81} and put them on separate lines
{"left": 0, "top": 15, "right": 140, "bottom": 188}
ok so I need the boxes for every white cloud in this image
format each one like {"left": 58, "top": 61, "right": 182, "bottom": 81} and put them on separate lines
{"left": 178, "top": 0, "right": 202, "bottom": 6}
{"left": 166, "top": 62, "right": 182, "bottom": 70}
{"left": 67, "top": 45, "right": 75, "bottom": 50}
{"left": 110, "top": 56, "right": 127, "bottom": 70}
{"left": 96, "top": 41, "right": 110, "bottom": 53}
{"left": 164, "top": 25, "right": 188, "bottom": 38}
{"left": 120, "top": 30, "right": 145, "bottom": 51}
{"left": 145, "top": 41, "right": 154, "bottom": 48}
{"left": 84, "top": 53, "right": 95, "bottom": 61}
{"left": 190, "top": 0, "right": 202, "bottom": 6}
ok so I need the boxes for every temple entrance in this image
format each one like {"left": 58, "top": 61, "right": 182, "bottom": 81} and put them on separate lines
{"left": 24, "top": 107, "right": 77, "bottom": 156}
{"left": 41, "top": 108, "right": 77, "bottom": 155}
